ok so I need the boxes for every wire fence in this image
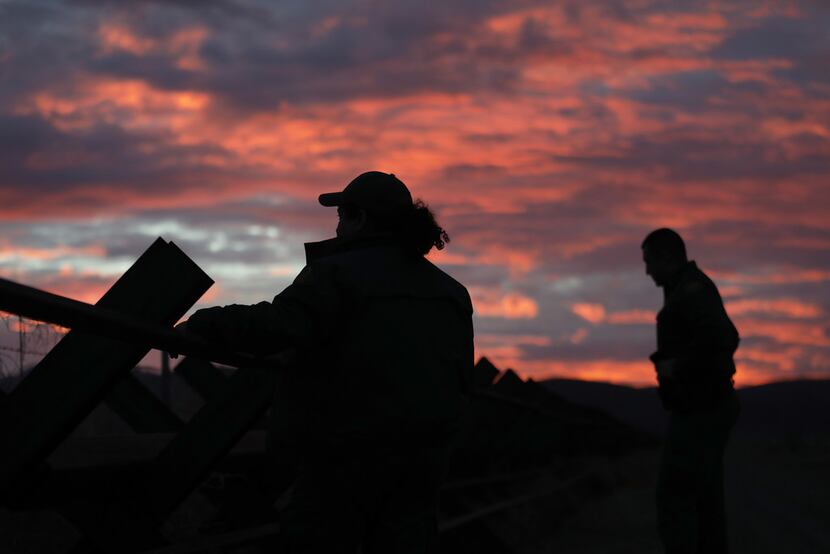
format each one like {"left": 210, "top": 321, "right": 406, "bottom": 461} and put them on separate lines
{"left": 0, "top": 310, "right": 67, "bottom": 380}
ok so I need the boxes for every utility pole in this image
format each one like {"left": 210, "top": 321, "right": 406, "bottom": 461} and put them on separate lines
{"left": 18, "top": 315, "right": 24, "bottom": 375}
{"left": 161, "top": 350, "right": 171, "bottom": 406}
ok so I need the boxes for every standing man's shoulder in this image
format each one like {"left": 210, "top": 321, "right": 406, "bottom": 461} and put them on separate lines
{"left": 420, "top": 257, "right": 473, "bottom": 316}
{"left": 678, "top": 262, "right": 722, "bottom": 300}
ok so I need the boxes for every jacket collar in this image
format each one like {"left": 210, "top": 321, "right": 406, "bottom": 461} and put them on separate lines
{"left": 303, "top": 233, "right": 399, "bottom": 263}
{"left": 664, "top": 260, "right": 698, "bottom": 294}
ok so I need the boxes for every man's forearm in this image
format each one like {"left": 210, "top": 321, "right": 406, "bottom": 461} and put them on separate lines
{"left": 187, "top": 302, "right": 286, "bottom": 354}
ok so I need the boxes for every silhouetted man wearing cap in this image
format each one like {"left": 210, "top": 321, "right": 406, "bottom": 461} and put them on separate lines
{"left": 182, "top": 172, "right": 474, "bottom": 553}
{"left": 642, "top": 228, "right": 740, "bottom": 554}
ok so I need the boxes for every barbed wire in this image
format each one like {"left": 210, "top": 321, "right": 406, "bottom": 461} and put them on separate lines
{"left": 0, "top": 310, "right": 66, "bottom": 378}
{"left": 0, "top": 344, "right": 51, "bottom": 356}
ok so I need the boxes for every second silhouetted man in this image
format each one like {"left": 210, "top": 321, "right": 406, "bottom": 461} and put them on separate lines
{"left": 642, "top": 228, "right": 740, "bottom": 554}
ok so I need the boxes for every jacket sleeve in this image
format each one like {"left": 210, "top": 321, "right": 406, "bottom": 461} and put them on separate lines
{"left": 460, "top": 292, "right": 475, "bottom": 396}
{"left": 674, "top": 281, "right": 739, "bottom": 378}
{"left": 186, "top": 262, "right": 341, "bottom": 356}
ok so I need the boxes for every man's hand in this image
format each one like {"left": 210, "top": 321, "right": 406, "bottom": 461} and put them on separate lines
{"left": 169, "top": 320, "right": 194, "bottom": 359}
{"left": 656, "top": 358, "right": 677, "bottom": 381}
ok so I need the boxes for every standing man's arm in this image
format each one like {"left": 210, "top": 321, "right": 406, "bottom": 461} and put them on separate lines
{"left": 672, "top": 280, "right": 739, "bottom": 380}
{"left": 183, "top": 263, "right": 341, "bottom": 356}
{"left": 461, "top": 303, "right": 475, "bottom": 396}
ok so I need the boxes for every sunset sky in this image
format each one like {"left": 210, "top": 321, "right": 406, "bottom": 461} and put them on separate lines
{"left": 1, "top": 0, "right": 829, "bottom": 386}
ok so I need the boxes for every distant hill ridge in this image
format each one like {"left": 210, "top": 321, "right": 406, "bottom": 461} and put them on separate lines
{"left": 542, "top": 377, "right": 830, "bottom": 439}
{"left": 5, "top": 361, "right": 828, "bottom": 441}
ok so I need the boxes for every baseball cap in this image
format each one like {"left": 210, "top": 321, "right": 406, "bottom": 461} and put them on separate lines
{"left": 319, "top": 171, "right": 413, "bottom": 218}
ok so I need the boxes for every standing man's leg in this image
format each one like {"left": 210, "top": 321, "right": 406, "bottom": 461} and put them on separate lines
{"left": 364, "top": 445, "right": 448, "bottom": 554}
{"left": 697, "top": 445, "right": 727, "bottom": 554}
{"left": 697, "top": 393, "right": 740, "bottom": 554}
{"left": 282, "top": 445, "right": 447, "bottom": 554}
{"left": 279, "top": 448, "right": 367, "bottom": 554}
{"left": 657, "top": 412, "right": 700, "bottom": 554}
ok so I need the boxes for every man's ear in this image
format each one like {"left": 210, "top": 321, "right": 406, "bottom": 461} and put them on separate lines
{"left": 356, "top": 208, "right": 368, "bottom": 230}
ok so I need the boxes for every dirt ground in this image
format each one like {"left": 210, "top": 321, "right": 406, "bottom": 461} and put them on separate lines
{"left": 538, "top": 436, "right": 830, "bottom": 554}
{"left": 2, "top": 436, "right": 828, "bottom": 553}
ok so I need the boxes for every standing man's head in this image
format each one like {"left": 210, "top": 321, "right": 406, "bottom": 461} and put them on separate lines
{"left": 319, "top": 171, "right": 449, "bottom": 256}
{"left": 641, "top": 228, "right": 688, "bottom": 287}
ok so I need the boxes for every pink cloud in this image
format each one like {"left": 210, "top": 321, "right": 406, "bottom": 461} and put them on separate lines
{"left": 726, "top": 298, "right": 822, "bottom": 319}
{"left": 606, "top": 310, "right": 654, "bottom": 325}
{"left": 509, "top": 358, "right": 657, "bottom": 387}
{"left": 714, "top": 270, "right": 830, "bottom": 286}
{"left": 2, "top": 1, "right": 829, "bottom": 387}
{"left": 736, "top": 318, "right": 830, "bottom": 347}
{"left": 571, "top": 303, "right": 606, "bottom": 324}
{"left": 471, "top": 288, "right": 539, "bottom": 319}
{"left": 572, "top": 304, "right": 653, "bottom": 325}
{"left": 0, "top": 244, "right": 106, "bottom": 262}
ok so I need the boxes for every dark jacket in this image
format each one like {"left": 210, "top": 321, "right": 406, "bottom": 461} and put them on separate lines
{"left": 649, "top": 261, "right": 739, "bottom": 412}
{"left": 188, "top": 234, "right": 474, "bottom": 448}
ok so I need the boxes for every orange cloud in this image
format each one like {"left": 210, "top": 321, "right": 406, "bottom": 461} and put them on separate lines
{"left": 735, "top": 345, "right": 804, "bottom": 373}
{"left": 715, "top": 270, "right": 830, "bottom": 285}
{"left": 505, "top": 358, "right": 656, "bottom": 387}
{"left": 98, "top": 24, "right": 156, "bottom": 55}
{"left": 718, "top": 285, "right": 745, "bottom": 298}
{"left": 477, "top": 334, "right": 550, "bottom": 347}
{"left": 559, "top": 235, "right": 625, "bottom": 259}
{"left": 730, "top": 361, "right": 830, "bottom": 387}
{"left": 606, "top": 309, "right": 654, "bottom": 325}
{"left": 726, "top": 298, "right": 822, "bottom": 319}
{"left": 569, "top": 328, "right": 589, "bottom": 345}
{"left": 0, "top": 244, "right": 106, "bottom": 262}
{"left": 432, "top": 244, "right": 539, "bottom": 277}
{"left": 20, "top": 78, "right": 211, "bottom": 136}
{"left": 474, "top": 333, "right": 551, "bottom": 369}
{"left": 97, "top": 22, "right": 209, "bottom": 70}
{"left": 471, "top": 288, "right": 538, "bottom": 319}
{"left": 572, "top": 304, "right": 653, "bottom": 325}
{"left": 571, "top": 302, "right": 606, "bottom": 324}
{"left": 169, "top": 27, "right": 210, "bottom": 71}
{"left": 31, "top": 276, "right": 112, "bottom": 307}
{"left": 736, "top": 318, "right": 830, "bottom": 347}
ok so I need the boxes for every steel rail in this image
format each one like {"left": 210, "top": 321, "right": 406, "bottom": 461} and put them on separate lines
{"left": 0, "top": 276, "right": 278, "bottom": 369}
{"left": 136, "top": 469, "right": 595, "bottom": 553}
{"left": 438, "top": 471, "right": 592, "bottom": 532}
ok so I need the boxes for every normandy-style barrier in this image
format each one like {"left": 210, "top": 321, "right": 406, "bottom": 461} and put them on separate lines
{"left": 0, "top": 238, "right": 653, "bottom": 554}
